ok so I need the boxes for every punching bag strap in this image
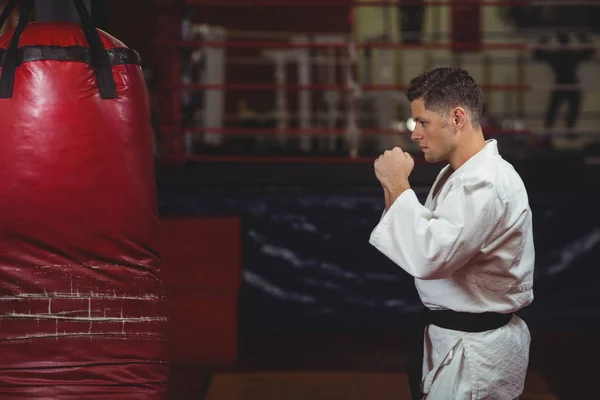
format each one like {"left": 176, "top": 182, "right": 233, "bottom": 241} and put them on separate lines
{"left": 0, "top": 0, "right": 32, "bottom": 99}
{"left": 72, "top": 0, "right": 116, "bottom": 99}
{"left": 0, "top": 0, "right": 19, "bottom": 31}
{"left": 0, "top": 0, "right": 117, "bottom": 99}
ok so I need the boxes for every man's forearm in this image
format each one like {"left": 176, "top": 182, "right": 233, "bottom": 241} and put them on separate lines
{"left": 384, "top": 189, "right": 391, "bottom": 210}
{"left": 385, "top": 184, "right": 411, "bottom": 210}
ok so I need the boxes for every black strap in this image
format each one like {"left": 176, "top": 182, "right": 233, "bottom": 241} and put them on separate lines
{"left": 0, "top": 0, "right": 19, "bottom": 29}
{"left": 71, "top": 0, "right": 116, "bottom": 99}
{"left": 407, "top": 308, "right": 513, "bottom": 400}
{"left": 424, "top": 309, "right": 514, "bottom": 333}
{"left": 0, "top": 46, "right": 142, "bottom": 66}
{"left": 0, "top": 0, "right": 117, "bottom": 99}
{"left": 0, "top": 0, "right": 32, "bottom": 98}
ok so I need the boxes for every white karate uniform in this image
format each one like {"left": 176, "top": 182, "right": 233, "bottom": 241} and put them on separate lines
{"left": 369, "top": 139, "right": 534, "bottom": 399}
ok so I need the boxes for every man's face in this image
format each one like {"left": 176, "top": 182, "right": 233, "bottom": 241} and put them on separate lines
{"left": 410, "top": 98, "right": 456, "bottom": 163}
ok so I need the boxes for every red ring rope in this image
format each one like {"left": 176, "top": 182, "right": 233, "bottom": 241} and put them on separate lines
{"left": 157, "top": 40, "right": 529, "bottom": 51}
{"left": 181, "top": 1, "right": 594, "bottom": 7}
{"left": 161, "top": 127, "right": 532, "bottom": 136}
{"left": 166, "top": 154, "right": 429, "bottom": 165}
{"left": 161, "top": 83, "right": 532, "bottom": 92}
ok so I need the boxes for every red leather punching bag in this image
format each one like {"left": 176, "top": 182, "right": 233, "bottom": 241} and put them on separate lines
{"left": 0, "top": 1, "right": 169, "bottom": 398}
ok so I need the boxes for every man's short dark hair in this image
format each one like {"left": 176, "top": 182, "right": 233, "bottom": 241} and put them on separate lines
{"left": 405, "top": 67, "right": 484, "bottom": 127}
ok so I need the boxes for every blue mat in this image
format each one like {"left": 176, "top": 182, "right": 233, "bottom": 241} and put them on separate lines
{"left": 158, "top": 185, "right": 600, "bottom": 333}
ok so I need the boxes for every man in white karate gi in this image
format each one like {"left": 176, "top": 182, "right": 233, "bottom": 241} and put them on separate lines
{"left": 369, "top": 67, "right": 535, "bottom": 400}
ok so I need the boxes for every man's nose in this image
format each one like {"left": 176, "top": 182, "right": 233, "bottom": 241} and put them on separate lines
{"left": 411, "top": 128, "right": 421, "bottom": 141}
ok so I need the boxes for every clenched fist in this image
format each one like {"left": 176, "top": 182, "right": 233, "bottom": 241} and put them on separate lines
{"left": 374, "top": 147, "right": 414, "bottom": 202}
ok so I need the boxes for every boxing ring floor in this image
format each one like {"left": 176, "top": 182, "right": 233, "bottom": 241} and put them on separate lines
{"left": 166, "top": 331, "right": 600, "bottom": 399}
{"left": 204, "top": 371, "right": 555, "bottom": 400}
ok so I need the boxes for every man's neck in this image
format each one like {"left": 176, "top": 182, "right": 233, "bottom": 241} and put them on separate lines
{"left": 448, "top": 130, "right": 486, "bottom": 170}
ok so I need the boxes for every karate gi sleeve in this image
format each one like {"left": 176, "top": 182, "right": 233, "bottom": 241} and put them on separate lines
{"left": 369, "top": 182, "right": 506, "bottom": 280}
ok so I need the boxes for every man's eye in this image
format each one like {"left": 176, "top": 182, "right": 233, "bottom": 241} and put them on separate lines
{"left": 420, "top": 121, "right": 428, "bottom": 126}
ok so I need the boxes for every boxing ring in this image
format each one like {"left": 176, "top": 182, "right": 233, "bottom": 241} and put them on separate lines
{"left": 151, "top": 0, "right": 600, "bottom": 165}
{"left": 148, "top": 5, "right": 600, "bottom": 399}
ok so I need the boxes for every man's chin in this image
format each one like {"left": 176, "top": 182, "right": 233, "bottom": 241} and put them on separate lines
{"left": 423, "top": 153, "right": 444, "bottom": 164}
{"left": 423, "top": 153, "right": 435, "bottom": 163}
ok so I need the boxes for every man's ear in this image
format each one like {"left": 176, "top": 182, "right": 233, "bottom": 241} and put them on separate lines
{"left": 452, "top": 107, "right": 467, "bottom": 130}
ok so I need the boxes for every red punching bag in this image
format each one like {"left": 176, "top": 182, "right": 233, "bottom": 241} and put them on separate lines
{"left": 0, "top": 1, "right": 169, "bottom": 398}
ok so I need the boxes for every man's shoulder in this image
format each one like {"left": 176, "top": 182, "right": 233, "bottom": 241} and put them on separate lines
{"left": 456, "top": 156, "right": 527, "bottom": 200}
